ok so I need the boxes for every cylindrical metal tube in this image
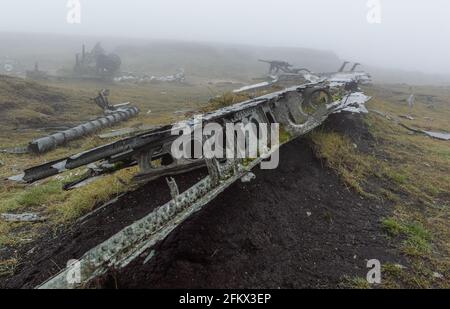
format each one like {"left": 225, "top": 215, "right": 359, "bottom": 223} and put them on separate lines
{"left": 28, "top": 107, "right": 140, "bottom": 154}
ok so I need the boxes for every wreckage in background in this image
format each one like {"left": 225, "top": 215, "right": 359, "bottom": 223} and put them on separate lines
{"left": 114, "top": 68, "right": 186, "bottom": 84}
{"left": 234, "top": 60, "right": 371, "bottom": 93}
{"left": 73, "top": 43, "right": 122, "bottom": 80}
{"left": 258, "top": 59, "right": 311, "bottom": 75}
{"left": 0, "top": 57, "right": 24, "bottom": 77}
{"left": 8, "top": 63, "right": 371, "bottom": 288}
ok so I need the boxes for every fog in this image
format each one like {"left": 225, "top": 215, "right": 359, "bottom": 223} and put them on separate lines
{"left": 1, "top": 0, "right": 450, "bottom": 75}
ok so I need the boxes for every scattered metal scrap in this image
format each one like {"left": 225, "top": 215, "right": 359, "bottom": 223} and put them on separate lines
{"left": 421, "top": 131, "right": 450, "bottom": 141}
{"left": 11, "top": 66, "right": 372, "bottom": 288}
{"left": 233, "top": 76, "right": 279, "bottom": 93}
{"left": 61, "top": 162, "right": 120, "bottom": 190}
{"left": 370, "top": 109, "right": 450, "bottom": 141}
{"left": 114, "top": 69, "right": 186, "bottom": 84}
{"left": 399, "top": 123, "right": 450, "bottom": 141}
{"left": 233, "top": 59, "right": 311, "bottom": 93}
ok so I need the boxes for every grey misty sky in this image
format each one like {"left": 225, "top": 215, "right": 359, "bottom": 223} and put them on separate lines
{"left": 0, "top": 0, "right": 449, "bottom": 74}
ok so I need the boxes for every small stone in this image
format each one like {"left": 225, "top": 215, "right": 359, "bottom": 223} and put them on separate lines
{"left": 306, "top": 212, "right": 312, "bottom": 217}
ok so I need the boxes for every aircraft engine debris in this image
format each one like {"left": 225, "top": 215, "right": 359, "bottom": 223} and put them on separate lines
{"left": 27, "top": 89, "right": 139, "bottom": 154}
{"left": 73, "top": 43, "right": 121, "bottom": 80}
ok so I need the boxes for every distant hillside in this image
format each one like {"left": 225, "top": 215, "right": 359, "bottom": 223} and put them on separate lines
{"left": 0, "top": 33, "right": 342, "bottom": 81}
{"left": 1, "top": 32, "right": 450, "bottom": 85}
{"left": 0, "top": 75, "right": 91, "bottom": 130}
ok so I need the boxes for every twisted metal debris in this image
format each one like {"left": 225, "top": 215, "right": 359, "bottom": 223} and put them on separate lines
{"left": 5, "top": 61, "right": 370, "bottom": 287}
{"left": 26, "top": 66, "right": 371, "bottom": 288}
{"left": 234, "top": 61, "right": 370, "bottom": 94}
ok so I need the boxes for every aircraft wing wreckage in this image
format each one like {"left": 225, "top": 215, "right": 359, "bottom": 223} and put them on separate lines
{"left": 8, "top": 63, "right": 371, "bottom": 288}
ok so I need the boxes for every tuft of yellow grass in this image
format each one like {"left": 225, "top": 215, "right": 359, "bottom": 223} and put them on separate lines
{"left": 48, "top": 167, "right": 138, "bottom": 223}
{"left": 310, "top": 130, "right": 376, "bottom": 196}
{"left": 0, "top": 258, "right": 18, "bottom": 277}
{"left": 313, "top": 84, "right": 450, "bottom": 288}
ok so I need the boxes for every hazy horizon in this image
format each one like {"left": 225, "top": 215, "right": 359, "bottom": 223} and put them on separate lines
{"left": 1, "top": 0, "right": 450, "bottom": 76}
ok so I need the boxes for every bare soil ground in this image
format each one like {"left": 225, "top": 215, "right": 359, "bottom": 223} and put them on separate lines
{"left": 99, "top": 114, "right": 401, "bottom": 289}
{"left": 0, "top": 113, "right": 402, "bottom": 289}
